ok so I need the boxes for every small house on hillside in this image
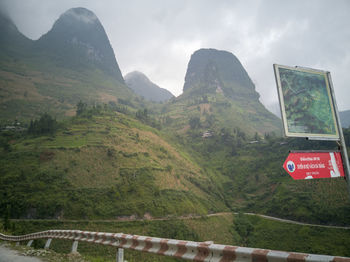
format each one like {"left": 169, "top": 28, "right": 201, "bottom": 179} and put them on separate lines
{"left": 202, "top": 130, "right": 213, "bottom": 138}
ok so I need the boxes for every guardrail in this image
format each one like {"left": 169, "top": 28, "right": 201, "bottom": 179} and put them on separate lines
{"left": 1, "top": 230, "right": 350, "bottom": 262}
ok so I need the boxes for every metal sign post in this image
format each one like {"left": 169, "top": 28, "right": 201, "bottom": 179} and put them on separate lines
{"left": 327, "top": 72, "right": 350, "bottom": 198}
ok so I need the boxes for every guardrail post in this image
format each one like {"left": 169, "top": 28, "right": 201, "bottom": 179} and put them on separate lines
{"left": 27, "top": 240, "right": 33, "bottom": 247}
{"left": 71, "top": 240, "right": 79, "bottom": 253}
{"left": 44, "top": 238, "right": 52, "bottom": 249}
{"left": 116, "top": 248, "right": 124, "bottom": 262}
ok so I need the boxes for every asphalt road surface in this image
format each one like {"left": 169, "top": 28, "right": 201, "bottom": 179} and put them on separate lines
{"left": 0, "top": 245, "right": 42, "bottom": 262}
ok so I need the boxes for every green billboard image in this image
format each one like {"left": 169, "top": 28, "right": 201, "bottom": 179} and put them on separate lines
{"left": 274, "top": 64, "right": 339, "bottom": 139}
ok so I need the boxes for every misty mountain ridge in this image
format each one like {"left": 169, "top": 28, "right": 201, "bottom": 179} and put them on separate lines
{"left": 340, "top": 110, "right": 350, "bottom": 128}
{"left": 0, "top": 11, "right": 32, "bottom": 57}
{"left": 125, "top": 71, "right": 174, "bottom": 102}
{"left": 0, "top": 7, "right": 136, "bottom": 121}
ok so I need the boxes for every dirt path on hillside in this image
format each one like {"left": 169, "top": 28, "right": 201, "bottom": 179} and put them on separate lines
{"left": 11, "top": 212, "right": 350, "bottom": 230}
{"left": 243, "top": 213, "right": 350, "bottom": 230}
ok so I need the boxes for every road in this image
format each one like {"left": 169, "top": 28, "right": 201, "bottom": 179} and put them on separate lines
{"left": 0, "top": 244, "right": 42, "bottom": 262}
{"left": 11, "top": 212, "right": 350, "bottom": 230}
{"left": 242, "top": 213, "right": 350, "bottom": 230}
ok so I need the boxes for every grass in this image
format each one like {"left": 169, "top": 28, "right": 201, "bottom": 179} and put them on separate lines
{"left": 0, "top": 112, "right": 227, "bottom": 220}
{"left": 0, "top": 55, "right": 138, "bottom": 122}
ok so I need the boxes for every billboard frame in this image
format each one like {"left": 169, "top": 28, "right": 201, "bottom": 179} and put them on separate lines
{"left": 273, "top": 64, "right": 340, "bottom": 140}
{"left": 274, "top": 64, "right": 350, "bottom": 199}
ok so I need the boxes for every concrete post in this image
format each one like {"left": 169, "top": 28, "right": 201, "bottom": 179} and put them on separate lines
{"left": 44, "top": 238, "right": 52, "bottom": 249}
{"left": 71, "top": 240, "right": 79, "bottom": 253}
{"left": 27, "top": 240, "right": 33, "bottom": 247}
{"left": 116, "top": 248, "right": 124, "bottom": 262}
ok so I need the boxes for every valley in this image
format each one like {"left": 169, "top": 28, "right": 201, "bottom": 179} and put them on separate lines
{"left": 1, "top": 6, "right": 350, "bottom": 262}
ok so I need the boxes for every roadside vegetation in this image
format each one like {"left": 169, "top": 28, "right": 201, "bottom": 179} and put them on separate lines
{"left": 1, "top": 213, "right": 350, "bottom": 261}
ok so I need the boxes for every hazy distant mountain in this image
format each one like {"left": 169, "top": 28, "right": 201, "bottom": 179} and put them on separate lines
{"left": 125, "top": 71, "right": 174, "bottom": 102}
{"left": 340, "top": 110, "right": 350, "bottom": 128}
{"left": 35, "top": 8, "right": 124, "bottom": 82}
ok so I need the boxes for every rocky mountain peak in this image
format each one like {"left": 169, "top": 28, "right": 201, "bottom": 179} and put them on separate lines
{"left": 183, "top": 48, "right": 259, "bottom": 101}
{"left": 125, "top": 71, "right": 148, "bottom": 82}
{"left": 62, "top": 7, "right": 99, "bottom": 24}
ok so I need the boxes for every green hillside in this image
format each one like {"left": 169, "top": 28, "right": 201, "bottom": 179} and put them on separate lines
{"left": 2, "top": 107, "right": 349, "bottom": 225}
{"left": 0, "top": 108, "right": 227, "bottom": 219}
{"left": 179, "top": 128, "right": 350, "bottom": 225}
{"left": 0, "top": 60, "right": 136, "bottom": 122}
{"left": 162, "top": 90, "right": 281, "bottom": 138}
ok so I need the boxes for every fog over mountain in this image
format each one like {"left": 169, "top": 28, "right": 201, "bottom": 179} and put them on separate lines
{"left": 0, "top": 7, "right": 134, "bottom": 121}
{"left": 36, "top": 7, "right": 124, "bottom": 82}
{"left": 125, "top": 71, "right": 174, "bottom": 102}
{"left": 1, "top": 0, "right": 350, "bottom": 113}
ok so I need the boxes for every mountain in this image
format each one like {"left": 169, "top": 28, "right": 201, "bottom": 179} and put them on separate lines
{"left": 340, "top": 110, "right": 350, "bottom": 128}
{"left": 125, "top": 71, "right": 174, "bottom": 102}
{"left": 183, "top": 49, "right": 258, "bottom": 101}
{"left": 0, "top": 11, "right": 32, "bottom": 57}
{"left": 0, "top": 8, "right": 136, "bottom": 122}
{"left": 162, "top": 48, "right": 282, "bottom": 137}
{"left": 35, "top": 8, "right": 123, "bottom": 82}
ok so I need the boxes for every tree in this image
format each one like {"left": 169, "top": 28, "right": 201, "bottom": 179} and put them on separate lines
{"left": 232, "top": 213, "right": 253, "bottom": 246}
{"left": 189, "top": 116, "right": 200, "bottom": 129}
{"left": 136, "top": 108, "right": 148, "bottom": 121}
{"left": 254, "top": 132, "right": 261, "bottom": 141}
{"left": 2, "top": 205, "right": 11, "bottom": 231}
{"left": 28, "top": 113, "right": 57, "bottom": 135}
{"left": 76, "top": 101, "right": 87, "bottom": 116}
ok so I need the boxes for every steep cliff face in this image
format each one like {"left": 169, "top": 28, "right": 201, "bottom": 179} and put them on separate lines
{"left": 162, "top": 48, "right": 281, "bottom": 136}
{"left": 36, "top": 7, "right": 124, "bottom": 82}
{"left": 183, "top": 48, "right": 259, "bottom": 101}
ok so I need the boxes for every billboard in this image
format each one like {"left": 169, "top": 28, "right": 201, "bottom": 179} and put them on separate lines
{"left": 274, "top": 64, "right": 339, "bottom": 139}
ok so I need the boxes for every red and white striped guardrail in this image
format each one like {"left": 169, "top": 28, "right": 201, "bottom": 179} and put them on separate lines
{"left": 1, "top": 230, "right": 349, "bottom": 261}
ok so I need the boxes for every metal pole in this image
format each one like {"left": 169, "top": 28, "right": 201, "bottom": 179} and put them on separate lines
{"left": 327, "top": 72, "right": 350, "bottom": 199}
{"left": 116, "top": 248, "right": 124, "bottom": 262}
{"left": 44, "top": 238, "right": 52, "bottom": 249}
{"left": 71, "top": 240, "right": 79, "bottom": 253}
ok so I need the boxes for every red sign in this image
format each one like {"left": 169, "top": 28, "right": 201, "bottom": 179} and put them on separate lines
{"left": 283, "top": 152, "right": 345, "bottom": 180}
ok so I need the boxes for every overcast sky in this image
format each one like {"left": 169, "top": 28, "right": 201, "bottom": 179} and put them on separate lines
{"left": 1, "top": 0, "right": 349, "bottom": 114}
